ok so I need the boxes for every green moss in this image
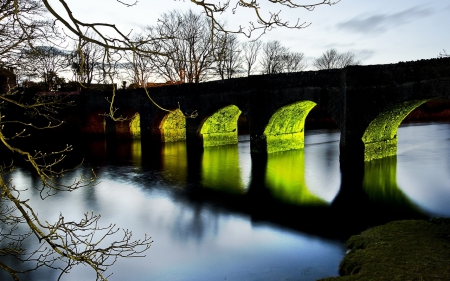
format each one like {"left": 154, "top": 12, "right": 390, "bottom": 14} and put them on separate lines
{"left": 265, "top": 149, "right": 327, "bottom": 206}
{"left": 264, "top": 101, "right": 317, "bottom": 153}
{"left": 201, "top": 144, "right": 246, "bottom": 193}
{"left": 362, "top": 99, "right": 431, "bottom": 161}
{"left": 160, "top": 109, "right": 186, "bottom": 142}
{"left": 130, "top": 113, "right": 141, "bottom": 138}
{"left": 320, "top": 219, "right": 450, "bottom": 281}
{"left": 200, "top": 105, "right": 241, "bottom": 147}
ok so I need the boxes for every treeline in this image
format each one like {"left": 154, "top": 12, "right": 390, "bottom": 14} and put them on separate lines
{"left": 6, "top": 9, "right": 361, "bottom": 91}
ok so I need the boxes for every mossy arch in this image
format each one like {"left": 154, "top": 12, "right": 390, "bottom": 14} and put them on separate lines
{"left": 200, "top": 105, "right": 242, "bottom": 147}
{"left": 264, "top": 100, "right": 317, "bottom": 153}
{"left": 362, "top": 99, "right": 432, "bottom": 161}
{"left": 116, "top": 111, "right": 140, "bottom": 139}
{"left": 130, "top": 112, "right": 141, "bottom": 138}
{"left": 159, "top": 109, "right": 186, "bottom": 142}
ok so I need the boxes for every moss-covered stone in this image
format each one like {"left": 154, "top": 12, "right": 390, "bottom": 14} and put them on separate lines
{"left": 362, "top": 99, "right": 431, "bottom": 161}
{"left": 130, "top": 112, "right": 141, "bottom": 138}
{"left": 200, "top": 105, "right": 241, "bottom": 147}
{"left": 320, "top": 219, "right": 450, "bottom": 281}
{"left": 264, "top": 101, "right": 317, "bottom": 153}
{"left": 160, "top": 109, "right": 186, "bottom": 142}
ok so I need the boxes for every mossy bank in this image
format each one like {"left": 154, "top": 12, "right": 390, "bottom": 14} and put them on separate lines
{"left": 320, "top": 219, "right": 450, "bottom": 281}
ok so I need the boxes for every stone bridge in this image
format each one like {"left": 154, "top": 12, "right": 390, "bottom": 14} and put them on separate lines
{"left": 73, "top": 57, "right": 450, "bottom": 162}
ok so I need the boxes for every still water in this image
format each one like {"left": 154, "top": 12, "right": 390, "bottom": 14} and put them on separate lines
{"left": 4, "top": 122, "right": 450, "bottom": 281}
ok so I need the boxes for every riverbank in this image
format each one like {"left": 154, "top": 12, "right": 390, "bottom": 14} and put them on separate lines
{"left": 319, "top": 218, "right": 450, "bottom": 281}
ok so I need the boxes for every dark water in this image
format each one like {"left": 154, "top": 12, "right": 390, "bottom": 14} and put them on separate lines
{"left": 3, "top": 122, "right": 450, "bottom": 281}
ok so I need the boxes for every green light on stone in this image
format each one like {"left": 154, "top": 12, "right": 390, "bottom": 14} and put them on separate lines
{"left": 201, "top": 144, "right": 246, "bottom": 194}
{"left": 200, "top": 105, "right": 241, "bottom": 147}
{"left": 264, "top": 101, "right": 317, "bottom": 153}
{"left": 130, "top": 113, "right": 141, "bottom": 138}
{"left": 362, "top": 99, "right": 431, "bottom": 161}
{"left": 265, "top": 149, "right": 327, "bottom": 206}
{"left": 160, "top": 109, "right": 186, "bottom": 142}
{"left": 161, "top": 141, "right": 188, "bottom": 184}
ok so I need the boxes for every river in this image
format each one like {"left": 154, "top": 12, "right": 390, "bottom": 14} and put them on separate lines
{"left": 2, "top": 121, "right": 450, "bottom": 281}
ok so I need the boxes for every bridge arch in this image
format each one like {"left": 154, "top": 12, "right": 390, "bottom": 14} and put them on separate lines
{"left": 115, "top": 110, "right": 141, "bottom": 139}
{"left": 130, "top": 113, "right": 141, "bottom": 138}
{"left": 159, "top": 109, "right": 186, "bottom": 142}
{"left": 199, "top": 105, "right": 242, "bottom": 147}
{"left": 82, "top": 109, "right": 106, "bottom": 136}
{"left": 362, "top": 99, "right": 432, "bottom": 161}
{"left": 264, "top": 100, "right": 317, "bottom": 153}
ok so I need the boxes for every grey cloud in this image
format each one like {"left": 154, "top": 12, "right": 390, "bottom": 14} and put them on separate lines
{"left": 355, "top": 49, "right": 376, "bottom": 61}
{"left": 337, "top": 6, "right": 433, "bottom": 34}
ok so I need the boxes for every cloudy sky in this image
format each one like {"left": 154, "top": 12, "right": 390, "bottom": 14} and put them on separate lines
{"left": 52, "top": 0, "right": 450, "bottom": 69}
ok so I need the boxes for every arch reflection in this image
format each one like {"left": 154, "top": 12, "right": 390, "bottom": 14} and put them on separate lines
{"left": 117, "top": 139, "right": 142, "bottom": 166}
{"left": 265, "top": 149, "right": 327, "bottom": 206}
{"left": 161, "top": 141, "right": 188, "bottom": 184}
{"left": 201, "top": 144, "right": 247, "bottom": 194}
{"left": 362, "top": 156, "right": 421, "bottom": 212}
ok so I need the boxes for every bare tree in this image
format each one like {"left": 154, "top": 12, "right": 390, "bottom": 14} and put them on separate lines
{"left": 21, "top": 46, "right": 69, "bottom": 90}
{"left": 188, "top": 0, "right": 340, "bottom": 38}
{"left": 439, "top": 49, "right": 449, "bottom": 58}
{"left": 281, "top": 52, "right": 308, "bottom": 73}
{"left": 69, "top": 36, "right": 104, "bottom": 86}
{"left": 147, "top": 9, "right": 216, "bottom": 83}
{"left": 213, "top": 33, "right": 244, "bottom": 80}
{"left": 242, "top": 40, "right": 262, "bottom": 76}
{"left": 0, "top": 90, "right": 153, "bottom": 280}
{"left": 313, "top": 48, "right": 361, "bottom": 70}
{"left": 0, "top": 0, "right": 56, "bottom": 68}
{"left": 0, "top": 3, "right": 153, "bottom": 280}
{"left": 121, "top": 34, "right": 157, "bottom": 88}
{"left": 260, "top": 40, "right": 288, "bottom": 74}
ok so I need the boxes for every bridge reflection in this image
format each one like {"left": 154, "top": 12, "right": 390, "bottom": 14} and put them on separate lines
{"left": 363, "top": 157, "right": 416, "bottom": 207}
{"left": 81, "top": 137, "right": 430, "bottom": 239}
{"left": 161, "top": 141, "right": 188, "bottom": 184}
{"left": 265, "top": 149, "right": 327, "bottom": 206}
{"left": 201, "top": 145, "right": 248, "bottom": 194}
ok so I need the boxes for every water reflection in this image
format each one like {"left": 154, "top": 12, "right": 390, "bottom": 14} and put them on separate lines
{"left": 3, "top": 123, "right": 450, "bottom": 281}
{"left": 161, "top": 141, "right": 188, "bottom": 184}
{"left": 201, "top": 144, "right": 247, "bottom": 194}
{"left": 362, "top": 156, "right": 421, "bottom": 212}
{"left": 265, "top": 149, "right": 328, "bottom": 206}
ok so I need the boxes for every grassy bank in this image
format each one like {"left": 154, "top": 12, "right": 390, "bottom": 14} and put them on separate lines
{"left": 320, "top": 219, "right": 450, "bottom": 281}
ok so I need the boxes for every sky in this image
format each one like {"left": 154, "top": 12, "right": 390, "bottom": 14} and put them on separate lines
{"left": 50, "top": 0, "right": 450, "bottom": 70}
